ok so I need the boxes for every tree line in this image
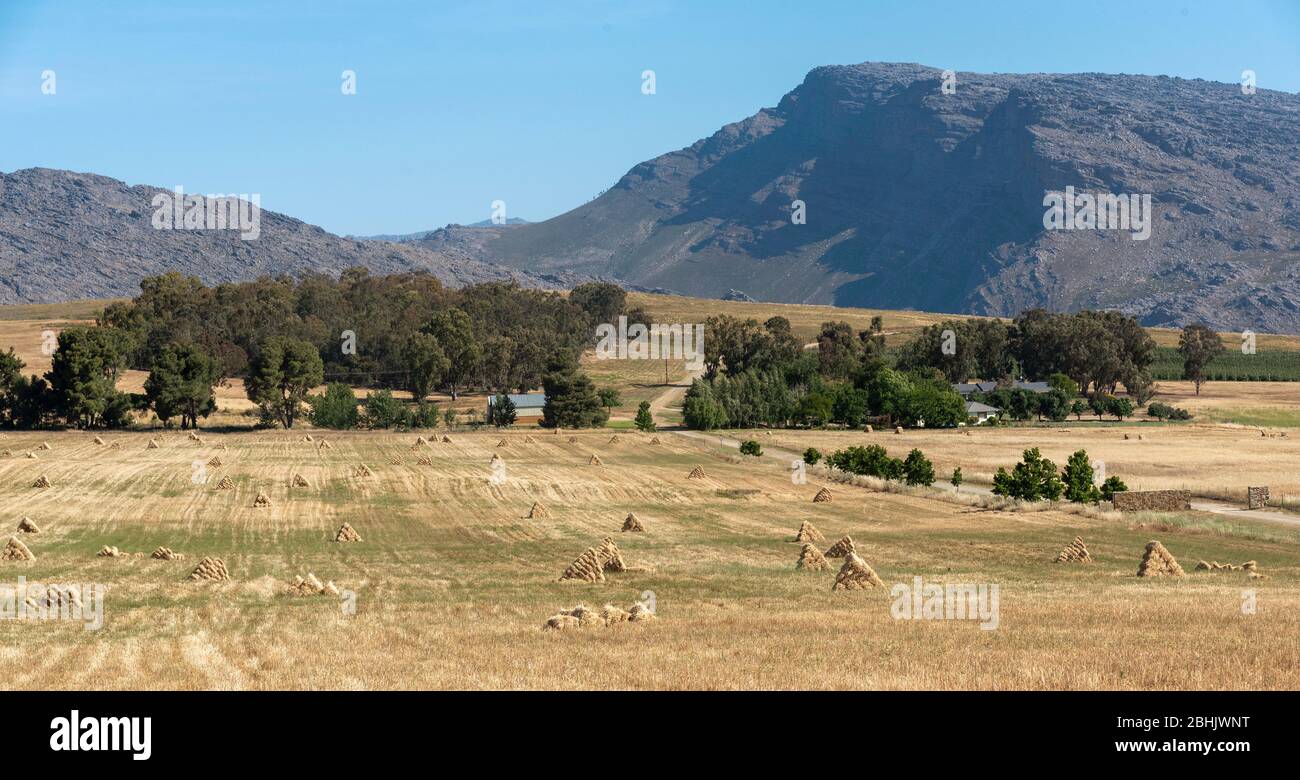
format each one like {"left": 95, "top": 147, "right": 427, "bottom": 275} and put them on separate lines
{"left": 0, "top": 270, "right": 634, "bottom": 430}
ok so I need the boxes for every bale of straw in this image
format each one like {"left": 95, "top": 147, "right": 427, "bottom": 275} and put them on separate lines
{"left": 2, "top": 536, "right": 35, "bottom": 561}
{"left": 589, "top": 454, "right": 603, "bottom": 466}
{"left": 621, "top": 512, "right": 644, "bottom": 532}
{"left": 93, "top": 436, "right": 106, "bottom": 445}
{"left": 334, "top": 522, "right": 362, "bottom": 542}
{"left": 147, "top": 439, "right": 160, "bottom": 449}
{"left": 1054, "top": 536, "right": 1092, "bottom": 563}
{"left": 17, "top": 516, "right": 39, "bottom": 534}
{"left": 687, "top": 466, "right": 706, "bottom": 479}
{"left": 32, "top": 474, "right": 51, "bottom": 488}
{"left": 832, "top": 553, "right": 884, "bottom": 590}
{"left": 352, "top": 464, "right": 373, "bottom": 477}
{"left": 207, "top": 456, "right": 223, "bottom": 467}
{"left": 527, "top": 502, "right": 550, "bottom": 520}
{"left": 594, "top": 537, "right": 627, "bottom": 573}
{"left": 628, "top": 601, "right": 656, "bottom": 622}
{"left": 151, "top": 546, "right": 183, "bottom": 560}
{"left": 795, "top": 520, "right": 825, "bottom": 543}
{"left": 559, "top": 547, "right": 605, "bottom": 582}
{"left": 217, "top": 475, "right": 235, "bottom": 490}
{"left": 189, "top": 556, "right": 229, "bottom": 582}
{"left": 796, "top": 543, "right": 830, "bottom": 571}
{"left": 292, "top": 473, "right": 310, "bottom": 487}
{"left": 812, "top": 487, "right": 832, "bottom": 503}
{"left": 1136, "top": 540, "right": 1185, "bottom": 577}
{"left": 824, "top": 535, "right": 855, "bottom": 559}
{"left": 253, "top": 491, "right": 271, "bottom": 508}
{"left": 96, "top": 545, "right": 124, "bottom": 558}
{"left": 543, "top": 614, "right": 581, "bottom": 631}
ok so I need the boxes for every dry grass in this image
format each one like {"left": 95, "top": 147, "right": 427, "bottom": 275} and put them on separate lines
{"left": 0, "top": 427, "right": 1297, "bottom": 690}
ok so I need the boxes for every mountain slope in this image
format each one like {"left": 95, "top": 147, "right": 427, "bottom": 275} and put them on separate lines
{"left": 417, "top": 62, "right": 1300, "bottom": 331}
{"left": 0, "top": 168, "right": 581, "bottom": 304}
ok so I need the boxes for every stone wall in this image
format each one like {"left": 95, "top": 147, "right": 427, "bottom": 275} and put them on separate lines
{"left": 1112, "top": 490, "right": 1192, "bottom": 512}
{"left": 1248, "top": 486, "right": 1270, "bottom": 510}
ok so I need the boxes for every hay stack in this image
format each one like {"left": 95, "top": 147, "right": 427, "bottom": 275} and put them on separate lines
{"left": 524, "top": 435, "right": 537, "bottom": 443}
{"left": 795, "top": 520, "right": 825, "bottom": 543}
{"left": 543, "top": 614, "right": 582, "bottom": 631}
{"left": 621, "top": 512, "right": 644, "bottom": 532}
{"left": 832, "top": 552, "right": 885, "bottom": 590}
{"left": 812, "top": 487, "right": 832, "bottom": 503}
{"left": 687, "top": 466, "right": 706, "bottom": 479}
{"left": 353, "top": 464, "right": 373, "bottom": 477}
{"left": 93, "top": 436, "right": 105, "bottom": 445}
{"left": 600, "top": 603, "right": 631, "bottom": 625}
{"left": 1137, "top": 540, "right": 1185, "bottom": 577}
{"left": 96, "top": 545, "right": 124, "bottom": 558}
{"left": 1054, "top": 536, "right": 1092, "bottom": 563}
{"left": 608, "top": 435, "right": 621, "bottom": 444}
{"left": 318, "top": 440, "right": 333, "bottom": 450}
{"left": 497, "top": 439, "right": 508, "bottom": 447}
{"left": 416, "top": 455, "right": 433, "bottom": 466}
{"left": 24, "top": 451, "right": 37, "bottom": 459}
{"left": 334, "top": 522, "right": 362, "bottom": 542}
{"left": 595, "top": 536, "right": 627, "bottom": 573}
{"left": 628, "top": 601, "right": 656, "bottom": 621}
{"left": 37, "top": 441, "right": 51, "bottom": 450}
{"left": 390, "top": 457, "right": 404, "bottom": 465}
{"left": 303, "top": 434, "right": 314, "bottom": 442}
{"left": 17, "top": 516, "right": 39, "bottom": 534}
{"left": 0, "top": 450, "right": 9, "bottom": 457}
{"left": 32, "top": 474, "right": 51, "bottom": 488}
{"left": 217, "top": 475, "right": 235, "bottom": 490}
{"left": 865, "top": 425, "right": 873, "bottom": 433}
{"left": 589, "top": 454, "right": 603, "bottom": 466}
{"left": 796, "top": 543, "right": 830, "bottom": 571}
{"left": 207, "top": 456, "right": 223, "bottom": 467}
{"left": 2, "top": 536, "right": 35, "bottom": 561}
{"left": 292, "top": 473, "right": 310, "bottom": 488}
{"left": 824, "top": 535, "right": 855, "bottom": 558}
{"left": 151, "top": 546, "right": 183, "bottom": 560}
{"left": 894, "top": 426, "right": 903, "bottom": 434}
{"left": 649, "top": 436, "right": 661, "bottom": 444}
{"left": 568, "top": 436, "right": 578, "bottom": 443}
{"left": 442, "top": 435, "right": 452, "bottom": 443}
{"left": 147, "top": 438, "right": 160, "bottom": 449}
{"left": 189, "top": 556, "right": 229, "bottom": 582}
{"left": 559, "top": 547, "right": 605, "bottom": 582}
{"left": 527, "top": 502, "right": 549, "bottom": 520}
{"left": 415, "top": 436, "right": 429, "bottom": 446}
{"left": 289, "top": 573, "right": 328, "bottom": 596}
{"left": 188, "top": 431, "right": 201, "bottom": 441}
{"left": 253, "top": 491, "right": 271, "bottom": 508}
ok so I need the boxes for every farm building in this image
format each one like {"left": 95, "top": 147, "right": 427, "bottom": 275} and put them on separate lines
{"left": 487, "top": 393, "right": 547, "bottom": 423}
{"left": 952, "top": 380, "right": 1050, "bottom": 397}
{"left": 964, "top": 401, "right": 999, "bottom": 424}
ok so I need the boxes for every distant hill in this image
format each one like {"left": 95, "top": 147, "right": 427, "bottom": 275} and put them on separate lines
{"left": 0, "top": 168, "right": 574, "bottom": 304}
{"left": 351, "top": 217, "right": 531, "bottom": 242}
{"left": 415, "top": 62, "right": 1300, "bottom": 332}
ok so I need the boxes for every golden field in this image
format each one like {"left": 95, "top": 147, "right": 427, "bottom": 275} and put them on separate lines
{"left": 2, "top": 427, "right": 1299, "bottom": 690}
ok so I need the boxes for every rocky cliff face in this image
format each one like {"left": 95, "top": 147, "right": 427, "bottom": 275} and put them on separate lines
{"left": 0, "top": 168, "right": 583, "bottom": 304}
{"left": 419, "top": 62, "right": 1300, "bottom": 331}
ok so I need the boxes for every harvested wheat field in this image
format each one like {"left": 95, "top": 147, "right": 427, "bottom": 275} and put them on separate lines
{"left": 0, "top": 427, "right": 1299, "bottom": 691}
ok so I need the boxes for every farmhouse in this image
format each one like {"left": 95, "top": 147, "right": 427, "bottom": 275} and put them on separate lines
{"left": 487, "top": 393, "right": 546, "bottom": 423}
{"left": 964, "top": 401, "right": 999, "bottom": 424}
{"left": 953, "top": 380, "right": 1050, "bottom": 397}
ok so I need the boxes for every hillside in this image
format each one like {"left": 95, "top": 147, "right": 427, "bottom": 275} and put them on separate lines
{"left": 0, "top": 168, "right": 589, "bottom": 304}
{"left": 416, "top": 62, "right": 1300, "bottom": 332}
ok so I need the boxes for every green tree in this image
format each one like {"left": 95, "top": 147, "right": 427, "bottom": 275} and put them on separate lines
{"left": 412, "top": 402, "right": 441, "bottom": 429}
{"left": 309, "top": 382, "right": 360, "bottom": 429}
{"left": 143, "top": 342, "right": 221, "bottom": 429}
{"left": 803, "top": 447, "right": 822, "bottom": 466}
{"left": 991, "top": 448, "right": 1064, "bottom": 501}
{"left": 402, "top": 332, "right": 449, "bottom": 403}
{"left": 45, "top": 326, "right": 133, "bottom": 429}
{"left": 490, "top": 394, "right": 518, "bottom": 427}
{"left": 1070, "top": 399, "right": 1086, "bottom": 421}
{"left": 1100, "top": 476, "right": 1129, "bottom": 502}
{"left": 1061, "top": 449, "right": 1100, "bottom": 503}
{"left": 739, "top": 439, "right": 763, "bottom": 457}
{"left": 1178, "top": 323, "right": 1225, "bottom": 396}
{"left": 1106, "top": 396, "right": 1134, "bottom": 421}
{"left": 951, "top": 466, "right": 963, "bottom": 492}
{"left": 426, "top": 309, "right": 480, "bottom": 400}
{"left": 365, "top": 388, "right": 408, "bottom": 429}
{"left": 598, "top": 387, "right": 621, "bottom": 416}
{"left": 245, "top": 337, "right": 324, "bottom": 429}
{"left": 683, "top": 380, "right": 728, "bottom": 430}
{"left": 902, "top": 448, "right": 935, "bottom": 486}
{"left": 1048, "top": 373, "right": 1080, "bottom": 398}
{"left": 634, "top": 400, "right": 656, "bottom": 432}
{"left": 443, "top": 407, "right": 458, "bottom": 429}
{"left": 542, "top": 370, "right": 608, "bottom": 429}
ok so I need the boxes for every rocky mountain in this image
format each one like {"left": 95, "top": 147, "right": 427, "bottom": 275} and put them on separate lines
{"left": 416, "top": 62, "right": 1300, "bottom": 331}
{"left": 0, "top": 168, "right": 581, "bottom": 304}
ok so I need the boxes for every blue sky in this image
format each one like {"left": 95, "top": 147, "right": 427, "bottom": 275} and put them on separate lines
{"left": 2, "top": 0, "right": 1297, "bottom": 236}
